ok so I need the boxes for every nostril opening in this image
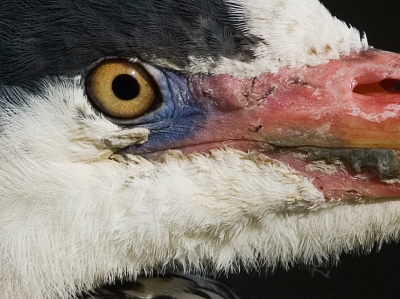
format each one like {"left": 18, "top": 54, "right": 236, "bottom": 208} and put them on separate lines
{"left": 380, "top": 79, "right": 400, "bottom": 91}
{"left": 353, "top": 78, "right": 400, "bottom": 96}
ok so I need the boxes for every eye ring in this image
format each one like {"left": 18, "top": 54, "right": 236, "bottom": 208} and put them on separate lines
{"left": 85, "top": 59, "right": 158, "bottom": 119}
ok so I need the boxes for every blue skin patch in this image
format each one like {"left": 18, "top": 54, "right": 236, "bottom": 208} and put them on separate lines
{"left": 123, "top": 68, "right": 207, "bottom": 154}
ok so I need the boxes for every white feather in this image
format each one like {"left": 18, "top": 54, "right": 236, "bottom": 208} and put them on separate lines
{"left": 185, "top": 0, "right": 368, "bottom": 76}
{"left": 0, "top": 80, "right": 399, "bottom": 298}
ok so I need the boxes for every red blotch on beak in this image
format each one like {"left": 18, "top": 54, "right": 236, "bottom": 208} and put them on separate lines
{"left": 181, "top": 49, "right": 400, "bottom": 201}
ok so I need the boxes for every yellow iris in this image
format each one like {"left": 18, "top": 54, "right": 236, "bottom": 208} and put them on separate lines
{"left": 85, "top": 60, "right": 156, "bottom": 118}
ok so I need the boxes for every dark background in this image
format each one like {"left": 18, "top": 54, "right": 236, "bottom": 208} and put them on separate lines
{"left": 220, "top": 1, "right": 400, "bottom": 298}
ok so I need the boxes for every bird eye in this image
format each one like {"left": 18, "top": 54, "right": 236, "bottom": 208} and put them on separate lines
{"left": 85, "top": 59, "right": 157, "bottom": 118}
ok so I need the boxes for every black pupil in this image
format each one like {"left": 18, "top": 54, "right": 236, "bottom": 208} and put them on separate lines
{"left": 112, "top": 74, "right": 140, "bottom": 100}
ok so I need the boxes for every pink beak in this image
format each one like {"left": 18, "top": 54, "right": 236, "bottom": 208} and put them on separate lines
{"left": 179, "top": 49, "right": 400, "bottom": 201}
